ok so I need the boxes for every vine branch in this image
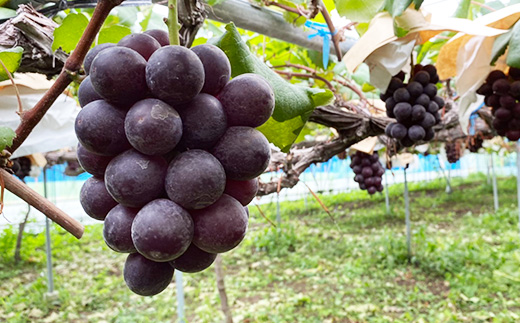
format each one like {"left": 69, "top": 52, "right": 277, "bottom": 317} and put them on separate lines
{"left": 318, "top": 0, "right": 342, "bottom": 60}
{"left": 166, "top": 0, "right": 181, "bottom": 45}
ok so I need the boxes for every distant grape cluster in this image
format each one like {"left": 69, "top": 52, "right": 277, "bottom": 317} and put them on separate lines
{"left": 76, "top": 30, "right": 273, "bottom": 296}
{"left": 467, "top": 135, "right": 483, "bottom": 153}
{"left": 445, "top": 141, "right": 461, "bottom": 164}
{"left": 350, "top": 151, "right": 384, "bottom": 195}
{"left": 383, "top": 64, "right": 445, "bottom": 147}
{"left": 477, "top": 68, "right": 520, "bottom": 141}
{"left": 11, "top": 157, "right": 31, "bottom": 181}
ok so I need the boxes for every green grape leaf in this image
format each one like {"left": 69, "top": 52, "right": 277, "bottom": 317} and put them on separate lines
{"left": 0, "top": 7, "right": 16, "bottom": 19}
{"left": 491, "top": 29, "right": 512, "bottom": 66}
{"left": 140, "top": 5, "right": 167, "bottom": 31}
{"left": 98, "top": 25, "right": 131, "bottom": 44}
{"left": 453, "top": 0, "right": 471, "bottom": 18}
{"left": 114, "top": 7, "right": 138, "bottom": 27}
{"left": 412, "top": 0, "right": 423, "bottom": 8}
{"left": 334, "top": 0, "right": 385, "bottom": 23}
{"left": 0, "top": 47, "right": 23, "bottom": 82}
{"left": 0, "top": 126, "right": 15, "bottom": 151}
{"left": 506, "top": 21, "right": 520, "bottom": 69}
{"left": 213, "top": 23, "right": 334, "bottom": 152}
{"left": 52, "top": 12, "right": 89, "bottom": 53}
{"left": 383, "top": 0, "right": 413, "bottom": 17}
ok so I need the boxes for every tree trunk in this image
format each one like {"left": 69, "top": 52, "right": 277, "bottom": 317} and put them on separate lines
{"left": 214, "top": 254, "right": 233, "bottom": 323}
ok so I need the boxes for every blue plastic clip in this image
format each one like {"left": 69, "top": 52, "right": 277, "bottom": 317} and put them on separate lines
{"left": 304, "top": 20, "right": 335, "bottom": 68}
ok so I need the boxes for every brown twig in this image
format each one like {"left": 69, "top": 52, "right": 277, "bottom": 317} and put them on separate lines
{"left": 0, "top": 58, "right": 23, "bottom": 114}
{"left": 318, "top": 0, "right": 342, "bottom": 60}
{"left": 263, "top": 0, "right": 319, "bottom": 19}
{"left": 274, "top": 69, "right": 335, "bottom": 91}
{"left": 253, "top": 202, "right": 277, "bottom": 227}
{"left": 8, "top": 0, "right": 124, "bottom": 154}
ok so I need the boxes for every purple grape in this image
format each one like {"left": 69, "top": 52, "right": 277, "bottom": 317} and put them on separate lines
{"left": 190, "top": 194, "right": 248, "bottom": 253}
{"left": 177, "top": 94, "right": 227, "bottom": 150}
{"left": 90, "top": 47, "right": 148, "bottom": 105}
{"left": 123, "top": 253, "right": 174, "bottom": 296}
{"left": 118, "top": 33, "right": 161, "bottom": 60}
{"left": 218, "top": 73, "right": 275, "bottom": 127}
{"left": 169, "top": 244, "right": 217, "bottom": 273}
{"left": 165, "top": 150, "right": 226, "bottom": 210}
{"left": 144, "top": 29, "right": 170, "bottom": 46}
{"left": 146, "top": 45, "right": 204, "bottom": 105}
{"left": 80, "top": 177, "right": 117, "bottom": 221}
{"left": 212, "top": 127, "right": 270, "bottom": 181}
{"left": 361, "top": 166, "right": 373, "bottom": 177}
{"left": 192, "top": 44, "right": 231, "bottom": 96}
{"left": 367, "top": 186, "right": 377, "bottom": 195}
{"left": 75, "top": 100, "right": 131, "bottom": 156}
{"left": 83, "top": 43, "right": 116, "bottom": 75}
{"left": 105, "top": 150, "right": 167, "bottom": 208}
{"left": 125, "top": 99, "right": 183, "bottom": 155}
{"left": 224, "top": 178, "right": 259, "bottom": 206}
{"left": 131, "top": 199, "right": 193, "bottom": 262}
{"left": 78, "top": 76, "right": 103, "bottom": 107}
{"left": 103, "top": 204, "right": 139, "bottom": 253}
{"left": 76, "top": 143, "right": 112, "bottom": 178}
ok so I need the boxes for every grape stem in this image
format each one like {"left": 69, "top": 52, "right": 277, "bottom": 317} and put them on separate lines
{"left": 166, "top": 0, "right": 181, "bottom": 46}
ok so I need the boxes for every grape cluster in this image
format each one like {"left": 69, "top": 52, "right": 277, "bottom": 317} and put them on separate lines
{"left": 76, "top": 30, "right": 273, "bottom": 296}
{"left": 445, "top": 141, "right": 461, "bottom": 164}
{"left": 11, "top": 157, "right": 31, "bottom": 181}
{"left": 477, "top": 68, "right": 520, "bottom": 141}
{"left": 350, "top": 151, "right": 384, "bottom": 195}
{"left": 383, "top": 65, "right": 445, "bottom": 147}
{"left": 467, "top": 135, "right": 483, "bottom": 153}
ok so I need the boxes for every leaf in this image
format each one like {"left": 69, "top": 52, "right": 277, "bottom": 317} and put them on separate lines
{"left": 0, "top": 47, "right": 23, "bottom": 82}
{"left": 213, "top": 23, "right": 334, "bottom": 152}
{"left": 384, "top": 0, "right": 413, "bottom": 17}
{"left": 453, "top": 0, "right": 471, "bottom": 19}
{"left": 506, "top": 20, "right": 520, "bottom": 69}
{"left": 412, "top": 0, "right": 423, "bottom": 8}
{"left": 0, "top": 7, "right": 15, "bottom": 19}
{"left": 140, "top": 5, "right": 167, "bottom": 31}
{"left": 113, "top": 7, "right": 138, "bottom": 27}
{"left": 98, "top": 25, "right": 131, "bottom": 44}
{"left": 52, "top": 12, "right": 89, "bottom": 53}
{"left": 491, "top": 29, "right": 512, "bottom": 65}
{"left": 0, "top": 126, "right": 15, "bottom": 151}
{"left": 334, "top": 0, "right": 385, "bottom": 23}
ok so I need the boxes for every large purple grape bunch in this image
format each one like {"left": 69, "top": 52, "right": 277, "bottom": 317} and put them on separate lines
{"left": 350, "top": 151, "right": 385, "bottom": 195}
{"left": 383, "top": 64, "right": 445, "bottom": 147}
{"left": 477, "top": 68, "right": 520, "bottom": 141}
{"left": 445, "top": 141, "right": 461, "bottom": 164}
{"left": 75, "top": 30, "right": 273, "bottom": 296}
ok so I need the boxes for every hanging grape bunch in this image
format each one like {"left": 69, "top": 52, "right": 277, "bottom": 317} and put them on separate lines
{"left": 350, "top": 151, "right": 385, "bottom": 195}
{"left": 383, "top": 64, "right": 445, "bottom": 147}
{"left": 445, "top": 141, "right": 462, "bottom": 164}
{"left": 75, "top": 30, "right": 273, "bottom": 296}
{"left": 467, "top": 135, "right": 484, "bottom": 153}
{"left": 477, "top": 68, "right": 520, "bottom": 141}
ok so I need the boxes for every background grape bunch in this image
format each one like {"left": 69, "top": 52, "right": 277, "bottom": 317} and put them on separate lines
{"left": 445, "top": 141, "right": 462, "bottom": 164}
{"left": 477, "top": 68, "right": 520, "bottom": 141}
{"left": 383, "top": 64, "right": 445, "bottom": 147}
{"left": 350, "top": 151, "right": 385, "bottom": 195}
{"left": 467, "top": 135, "right": 483, "bottom": 153}
{"left": 75, "top": 30, "right": 274, "bottom": 296}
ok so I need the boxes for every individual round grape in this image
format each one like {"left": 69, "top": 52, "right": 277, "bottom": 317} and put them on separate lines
{"left": 352, "top": 165, "right": 362, "bottom": 174}
{"left": 424, "top": 127, "right": 435, "bottom": 141}
{"left": 192, "top": 44, "right": 231, "bottom": 96}
{"left": 90, "top": 47, "right": 148, "bottom": 105}
{"left": 380, "top": 92, "right": 390, "bottom": 101}
{"left": 393, "top": 88, "right": 411, "bottom": 103}
{"left": 144, "top": 29, "right": 170, "bottom": 46}
{"left": 177, "top": 94, "right": 227, "bottom": 150}
{"left": 224, "top": 178, "right": 258, "bottom": 206}
{"left": 367, "top": 186, "right": 377, "bottom": 195}
{"left": 123, "top": 253, "right": 174, "bottom": 296}
{"left": 361, "top": 166, "right": 373, "bottom": 177}
{"left": 376, "top": 184, "right": 384, "bottom": 192}
{"left": 361, "top": 158, "right": 371, "bottom": 166}
{"left": 125, "top": 99, "right": 183, "bottom": 155}
{"left": 413, "top": 71, "right": 430, "bottom": 86}
{"left": 495, "top": 108, "right": 512, "bottom": 121}
{"left": 169, "top": 244, "right": 217, "bottom": 273}
{"left": 499, "top": 95, "right": 516, "bottom": 109}
{"left": 477, "top": 83, "right": 493, "bottom": 96}
{"left": 132, "top": 199, "right": 194, "bottom": 262}
{"left": 510, "top": 81, "right": 520, "bottom": 99}
{"left": 80, "top": 177, "right": 117, "bottom": 221}
{"left": 390, "top": 123, "right": 407, "bottom": 140}
{"left": 365, "top": 177, "right": 375, "bottom": 186}
{"left": 433, "top": 96, "right": 445, "bottom": 109}
{"left": 105, "top": 150, "right": 167, "bottom": 208}
{"left": 190, "top": 194, "right": 248, "bottom": 253}
{"left": 369, "top": 153, "right": 379, "bottom": 163}
{"left": 75, "top": 100, "right": 131, "bottom": 156}
{"left": 408, "top": 125, "right": 426, "bottom": 141}
{"left": 78, "top": 76, "right": 103, "bottom": 107}
{"left": 83, "top": 43, "right": 116, "bottom": 75}
{"left": 422, "top": 64, "right": 437, "bottom": 79}
{"left": 493, "top": 79, "right": 510, "bottom": 95}
{"left": 354, "top": 174, "right": 364, "bottom": 182}
{"left": 506, "top": 130, "right": 520, "bottom": 141}
{"left": 427, "top": 101, "right": 439, "bottom": 114}
{"left": 424, "top": 83, "right": 438, "bottom": 99}
{"left": 212, "top": 127, "right": 270, "bottom": 181}
{"left": 411, "top": 105, "right": 426, "bottom": 122}
{"left": 165, "top": 150, "right": 226, "bottom": 210}
{"left": 413, "top": 64, "right": 423, "bottom": 75}
{"left": 118, "top": 33, "right": 161, "bottom": 60}
{"left": 218, "top": 73, "right": 275, "bottom": 127}
{"left": 434, "top": 111, "right": 442, "bottom": 124}
{"left": 76, "top": 143, "right": 112, "bottom": 178}
{"left": 406, "top": 82, "right": 423, "bottom": 98}
{"left": 385, "top": 123, "right": 396, "bottom": 136}
{"left": 146, "top": 45, "right": 204, "bottom": 105}
{"left": 420, "top": 113, "right": 436, "bottom": 129}
{"left": 394, "top": 102, "right": 412, "bottom": 122}
{"left": 400, "top": 136, "right": 414, "bottom": 147}
{"left": 395, "top": 71, "right": 406, "bottom": 81}
{"left": 359, "top": 183, "right": 367, "bottom": 190}
{"left": 385, "top": 97, "right": 396, "bottom": 114}
{"left": 509, "top": 118, "right": 520, "bottom": 129}
{"left": 415, "top": 94, "right": 430, "bottom": 107}
{"left": 486, "top": 70, "right": 506, "bottom": 84}
{"left": 493, "top": 118, "right": 506, "bottom": 130}
{"left": 103, "top": 205, "right": 139, "bottom": 253}
{"left": 387, "top": 77, "right": 404, "bottom": 92}
{"left": 512, "top": 103, "right": 520, "bottom": 118}
{"left": 486, "top": 94, "right": 501, "bottom": 109}
{"left": 430, "top": 74, "right": 440, "bottom": 84}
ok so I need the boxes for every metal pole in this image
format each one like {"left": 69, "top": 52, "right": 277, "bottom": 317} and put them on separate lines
{"left": 491, "top": 154, "right": 499, "bottom": 212}
{"left": 487, "top": 154, "right": 491, "bottom": 185}
{"left": 445, "top": 167, "right": 452, "bottom": 194}
{"left": 175, "top": 270, "right": 186, "bottom": 323}
{"left": 404, "top": 167, "right": 412, "bottom": 262}
{"left": 384, "top": 171, "right": 390, "bottom": 214}
{"left": 43, "top": 166, "right": 54, "bottom": 293}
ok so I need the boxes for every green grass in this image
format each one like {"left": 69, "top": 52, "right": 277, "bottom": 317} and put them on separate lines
{"left": 1, "top": 174, "right": 520, "bottom": 322}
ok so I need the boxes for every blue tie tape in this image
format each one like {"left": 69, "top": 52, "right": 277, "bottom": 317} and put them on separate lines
{"left": 305, "top": 20, "right": 335, "bottom": 68}
{"left": 469, "top": 102, "right": 485, "bottom": 136}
